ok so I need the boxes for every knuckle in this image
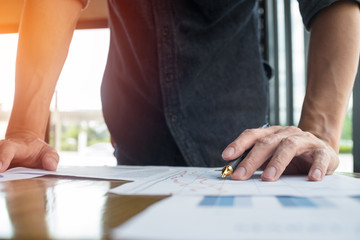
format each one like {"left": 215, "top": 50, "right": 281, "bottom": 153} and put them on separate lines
{"left": 316, "top": 161, "right": 328, "bottom": 171}
{"left": 280, "top": 136, "right": 297, "bottom": 147}
{"left": 313, "top": 149, "right": 331, "bottom": 168}
{"left": 270, "top": 156, "right": 286, "bottom": 171}
{"left": 256, "top": 136, "right": 274, "bottom": 146}
{"left": 241, "top": 128, "right": 257, "bottom": 137}
{"left": 314, "top": 148, "right": 328, "bottom": 158}
{"left": 243, "top": 158, "right": 258, "bottom": 171}
{"left": 302, "top": 131, "right": 316, "bottom": 140}
{"left": 286, "top": 126, "right": 300, "bottom": 133}
{"left": 316, "top": 150, "right": 330, "bottom": 162}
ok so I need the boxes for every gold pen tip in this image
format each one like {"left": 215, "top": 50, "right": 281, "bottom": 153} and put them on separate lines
{"left": 221, "top": 165, "right": 233, "bottom": 178}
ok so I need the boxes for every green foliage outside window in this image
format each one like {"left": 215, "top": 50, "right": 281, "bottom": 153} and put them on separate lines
{"left": 340, "top": 109, "right": 353, "bottom": 154}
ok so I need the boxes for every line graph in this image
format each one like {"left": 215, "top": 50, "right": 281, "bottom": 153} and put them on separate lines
{"left": 109, "top": 167, "right": 360, "bottom": 197}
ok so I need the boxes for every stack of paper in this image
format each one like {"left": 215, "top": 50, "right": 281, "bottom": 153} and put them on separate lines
{"left": 108, "top": 167, "right": 360, "bottom": 240}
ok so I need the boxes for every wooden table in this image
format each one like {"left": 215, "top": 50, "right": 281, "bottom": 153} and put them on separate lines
{"left": 0, "top": 176, "right": 166, "bottom": 239}
{"left": 0, "top": 172, "right": 359, "bottom": 239}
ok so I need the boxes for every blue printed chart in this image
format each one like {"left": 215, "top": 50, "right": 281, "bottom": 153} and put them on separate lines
{"left": 113, "top": 195, "right": 360, "bottom": 240}
{"left": 198, "top": 195, "right": 339, "bottom": 208}
{"left": 352, "top": 195, "right": 360, "bottom": 202}
{"left": 199, "top": 196, "right": 252, "bottom": 207}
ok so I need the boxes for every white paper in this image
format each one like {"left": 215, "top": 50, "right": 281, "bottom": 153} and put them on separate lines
{"left": 112, "top": 195, "right": 360, "bottom": 240}
{"left": 0, "top": 167, "right": 47, "bottom": 182}
{"left": 109, "top": 167, "right": 360, "bottom": 197}
{"left": 1, "top": 166, "right": 175, "bottom": 182}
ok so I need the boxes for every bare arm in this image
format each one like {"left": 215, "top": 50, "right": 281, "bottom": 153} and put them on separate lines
{"left": 0, "top": 0, "right": 83, "bottom": 171}
{"left": 297, "top": 0, "right": 360, "bottom": 178}
{"left": 223, "top": 0, "right": 360, "bottom": 181}
{"left": 299, "top": 0, "right": 360, "bottom": 151}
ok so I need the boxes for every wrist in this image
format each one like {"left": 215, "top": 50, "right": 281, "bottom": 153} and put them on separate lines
{"left": 6, "top": 99, "right": 50, "bottom": 140}
{"left": 5, "top": 128, "right": 44, "bottom": 140}
{"left": 298, "top": 105, "right": 342, "bottom": 152}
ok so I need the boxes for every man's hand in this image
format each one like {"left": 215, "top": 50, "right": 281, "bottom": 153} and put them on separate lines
{"left": 0, "top": 137, "right": 59, "bottom": 172}
{"left": 0, "top": 0, "right": 82, "bottom": 173}
{"left": 222, "top": 126, "right": 339, "bottom": 181}
{"left": 222, "top": 1, "right": 359, "bottom": 181}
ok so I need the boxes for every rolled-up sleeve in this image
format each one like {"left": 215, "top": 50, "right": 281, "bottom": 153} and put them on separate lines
{"left": 298, "top": 0, "right": 360, "bottom": 30}
{"left": 79, "top": 0, "right": 90, "bottom": 10}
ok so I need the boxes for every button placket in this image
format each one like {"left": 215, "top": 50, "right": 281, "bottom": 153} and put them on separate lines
{"left": 170, "top": 114, "right": 178, "bottom": 122}
{"left": 162, "top": 26, "right": 169, "bottom": 37}
{"left": 165, "top": 74, "right": 174, "bottom": 82}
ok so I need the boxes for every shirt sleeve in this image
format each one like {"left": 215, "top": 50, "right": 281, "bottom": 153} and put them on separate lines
{"left": 297, "top": 0, "right": 360, "bottom": 30}
{"left": 79, "top": 0, "right": 90, "bottom": 10}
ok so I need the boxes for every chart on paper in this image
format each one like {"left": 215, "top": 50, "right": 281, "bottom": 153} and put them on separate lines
{"left": 198, "top": 195, "right": 337, "bottom": 208}
{"left": 112, "top": 195, "right": 360, "bottom": 240}
{"left": 109, "top": 166, "right": 360, "bottom": 197}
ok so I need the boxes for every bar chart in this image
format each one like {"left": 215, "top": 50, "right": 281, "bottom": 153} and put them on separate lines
{"left": 197, "top": 195, "right": 360, "bottom": 208}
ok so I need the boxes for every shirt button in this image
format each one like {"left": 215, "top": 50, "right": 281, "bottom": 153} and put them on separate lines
{"left": 165, "top": 74, "right": 173, "bottom": 82}
{"left": 171, "top": 114, "right": 178, "bottom": 122}
{"left": 162, "top": 26, "right": 169, "bottom": 37}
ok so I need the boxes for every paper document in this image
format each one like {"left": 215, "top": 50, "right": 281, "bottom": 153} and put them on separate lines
{"left": 0, "top": 167, "right": 47, "bottom": 182}
{"left": 109, "top": 167, "right": 360, "bottom": 197}
{"left": 1, "top": 166, "right": 174, "bottom": 182}
{"left": 112, "top": 195, "right": 360, "bottom": 240}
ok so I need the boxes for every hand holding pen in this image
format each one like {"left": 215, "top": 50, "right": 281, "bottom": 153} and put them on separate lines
{"left": 221, "top": 123, "right": 269, "bottom": 178}
{"left": 220, "top": 122, "right": 339, "bottom": 182}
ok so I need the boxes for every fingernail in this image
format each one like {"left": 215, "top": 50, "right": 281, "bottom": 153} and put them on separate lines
{"left": 262, "top": 166, "right": 277, "bottom": 180}
{"left": 222, "top": 147, "right": 235, "bottom": 158}
{"left": 311, "top": 169, "right": 322, "bottom": 180}
{"left": 234, "top": 167, "right": 246, "bottom": 180}
{"left": 47, "top": 158, "right": 58, "bottom": 171}
{"left": 0, "top": 161, "right": 2, "bottom": 170}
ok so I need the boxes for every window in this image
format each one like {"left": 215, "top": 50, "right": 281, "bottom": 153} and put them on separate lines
{"left": 0, "top": 29, "right": 116, "bottom": 166}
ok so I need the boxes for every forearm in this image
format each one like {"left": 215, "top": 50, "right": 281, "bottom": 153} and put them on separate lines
{"left": 6, "top": 0, "right": 82, "bottom": 139}
{"left": 299, "top": 0, "right": 360, "bottom": 151}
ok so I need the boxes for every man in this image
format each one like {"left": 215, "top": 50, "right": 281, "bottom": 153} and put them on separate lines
{"left": 0, "top": 0, "right": 358, "bottom": 182}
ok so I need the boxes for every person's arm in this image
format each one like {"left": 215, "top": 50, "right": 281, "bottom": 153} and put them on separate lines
{"left": 222, "top": 0, "right": 360, "bottom": 181}
{"left": 299, "top": 0, "right": 360, "bottom": 158}
{"left": 0, "top": 0, "right": 83, "bottom": 172}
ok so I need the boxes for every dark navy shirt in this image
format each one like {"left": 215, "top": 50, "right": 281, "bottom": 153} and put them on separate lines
{"left": 100, "top": 0, "right": 339, "bottom": 167}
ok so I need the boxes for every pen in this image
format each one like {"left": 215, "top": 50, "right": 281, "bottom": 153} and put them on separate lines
{"left": 221, "top": 123, "right": 269, "bottom": 178}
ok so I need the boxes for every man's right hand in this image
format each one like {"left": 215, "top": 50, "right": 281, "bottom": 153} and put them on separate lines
{"left": 0, "top": 136, "right": 59, "bottom": 172}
